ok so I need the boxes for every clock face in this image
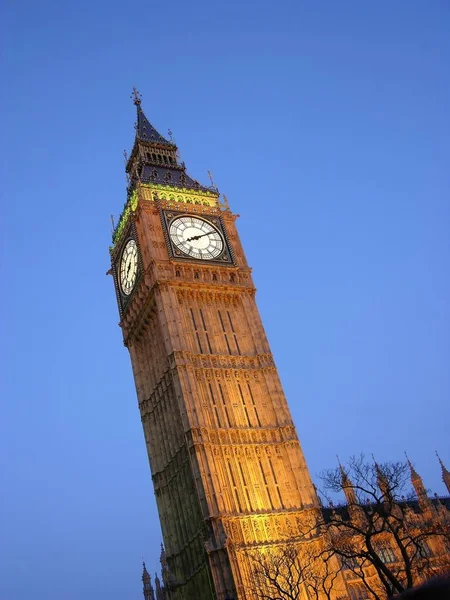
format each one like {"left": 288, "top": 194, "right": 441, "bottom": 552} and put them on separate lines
{"left": 120, "top": 239, "right": 138, "bottom": 295}
{"left": 169, "top": 215, "right": 224, "bottom": 260}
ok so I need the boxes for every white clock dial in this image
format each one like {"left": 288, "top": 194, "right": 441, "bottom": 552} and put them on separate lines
{"left": 120, "top": 239, "right": 138, "bottom": 295}
{"left": 169, "top": 216, "right": 224, "bottom": 260}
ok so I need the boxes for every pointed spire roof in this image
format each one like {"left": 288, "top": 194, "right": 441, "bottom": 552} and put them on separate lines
{"left": 436, "top": 451, "right": 449, "bottom": 477}
{"left": 436, "top": 451, "right": 450, "bottom": 493}
{"left": 142, "top": 561, "right": 151, "bottom": 583}
{"left": 405, "top": 452, "right": 421, "bottom": 482}
{"left": 337, "top": 456, "right": 357, "bottom": 505}
{"left": 337, "top": 455, "right": 351, "bottom": 486}
{"left": 405, "top": 453, "right": 431, "bottom": 507}
{"left": 132, "top": 87, "right": 173, "bottom": 146}
{"left": 372, "top": 454, "right": 382, "bottom": 476}
{"left": 124, "top": 89, "right": 215, "bottom": 196}
{"left": 372, "top": 454, "right": 390, "bottom": 498}
{"left": 136, "top": 104, "right": 173, "bottom": 145}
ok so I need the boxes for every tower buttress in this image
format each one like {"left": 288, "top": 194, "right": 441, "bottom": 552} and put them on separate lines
{"left": 436, "top": 451, "right": 450, "bottom": 494}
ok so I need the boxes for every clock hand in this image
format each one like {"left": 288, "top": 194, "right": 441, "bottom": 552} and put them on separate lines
{"left": 186, "top": 231, "right": 211, "bottom": 242}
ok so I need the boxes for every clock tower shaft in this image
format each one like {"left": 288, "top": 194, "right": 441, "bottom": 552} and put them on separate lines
{"left": 110, "top": 96, "right": 319, "bottom": 600}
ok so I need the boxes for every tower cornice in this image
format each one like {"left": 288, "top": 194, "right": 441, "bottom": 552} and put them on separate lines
{"left": 111, "top": 183, "right": 222, "bottom": 250}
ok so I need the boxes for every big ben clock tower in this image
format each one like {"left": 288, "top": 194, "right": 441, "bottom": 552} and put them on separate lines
{"left": 110, "top": 90, "right": 319, "bottom": 600}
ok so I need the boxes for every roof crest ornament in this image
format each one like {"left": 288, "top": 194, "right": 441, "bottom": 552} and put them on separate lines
{"left": 132, "top": 87, "right": 142, "bottom": 106}
{"left": 404, "top": 451, "right": 413, "bottom": 468}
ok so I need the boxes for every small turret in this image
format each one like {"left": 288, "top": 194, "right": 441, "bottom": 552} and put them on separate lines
{"left": 436, "top": 451, "right": 450, "bottom": 494}
{"left": 405, "top": 453, "right": 429, "bottom": 508}
{"left": 337, "top": 457, "right": 357, "bottom": 506}
{"left": 158, "top": 543, "right": 175, "bottom": 596}
{"left": 372, "top": 455, "right": 391, "bottom": 500}
{"left": 142, "top": 562, "right": 155, "bottom": 600}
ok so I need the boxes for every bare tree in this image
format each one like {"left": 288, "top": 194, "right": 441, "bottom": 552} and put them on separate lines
{"left": 245, "top": 458, "right": 449, "bottom": 600}
{"left": 246, "top": 539, "right": 345, "bottom": 600}
{"left": 246, "top": 543, "right": 305, "bottom": 600}
{"left": 318, "top": 456, "right": 450, "bottom": 598}
{"left": 302, "top": 547, "right": 340, "bottom": 600}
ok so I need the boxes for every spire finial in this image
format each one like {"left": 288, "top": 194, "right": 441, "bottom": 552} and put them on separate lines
{"left": 337, "top": 454, "right": 346, "bottom": 477}
{"left": 436, "top": 450, "right": 446, "bottom": 470}
{"left": 372, "top": 454, "right": 389, "bottom": 496}
{"left": 142, "top": 560, "right": 151, "bottom": 585}
{"left": 132, "top": 87, "right": 142, "bottom": 106}
{"left": 436, "top": 450, "right": 450, "bottom": 494}
{"left": 371, "top": 453, "right": 379, "bottom": 470}
{"left": 404, "top": 451, "right": 413, "bottom": 468}
{"left": 372, "top": 453, "right": 382, "bottom": 471}
{"left": 404, "top": 451, "right": 420, "bottom": 480}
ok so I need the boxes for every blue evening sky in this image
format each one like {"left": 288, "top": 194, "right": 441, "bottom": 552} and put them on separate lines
{"left": 2, "top": 1, "right": 449, "bottom": 599}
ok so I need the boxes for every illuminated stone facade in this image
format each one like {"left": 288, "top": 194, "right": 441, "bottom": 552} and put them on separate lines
{"left": 110, "top": 94, "right": 323, "bottom": 599}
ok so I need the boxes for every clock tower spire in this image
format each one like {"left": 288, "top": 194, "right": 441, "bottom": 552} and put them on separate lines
{"left": 109, "top": 95, "right": 319, "bottom": 600}
{"left": 125, "top": 88, "right": 211, "bottom": 203}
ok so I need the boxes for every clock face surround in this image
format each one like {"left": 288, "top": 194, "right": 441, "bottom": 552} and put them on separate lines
{"left": 169, "top": 215, "right": 225, "bottom": 260}
{"left": 120, "top": 239, "right": 138, "bottom": 295}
